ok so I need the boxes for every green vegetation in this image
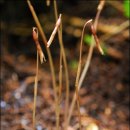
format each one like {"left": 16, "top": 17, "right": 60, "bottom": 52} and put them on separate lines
{"left": 84, "top": 34, "right": 93, "bottom": 46}
{"left": 123, "top": 0, "right": 130, "bottom": 18}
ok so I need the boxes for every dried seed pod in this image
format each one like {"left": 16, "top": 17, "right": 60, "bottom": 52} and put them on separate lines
{"left": 47, "top": 14, "right": 62, "bottom": 47}
{"left": 32, "top": 27, "right": 38, "bottom": 41}
{"left": 32, "top": 27, "right": 46, "bottom": 63}
{"left": 90, "top": 24, "right": 104, "bottom": 55}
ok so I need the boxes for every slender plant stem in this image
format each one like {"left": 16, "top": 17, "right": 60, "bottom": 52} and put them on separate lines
{"left": 78, "top": 44, "right": 94, "bottom": 89}
{"left": 33, "top": 51, "right": 39, "bottom": 129}
{"left": 67, "top": 0, "right": 105, "bottom": 124}
{"left": 75, "top": 19, "right": 92, "bottom": 130}
{"left": 59, "top": 49, "right": 63, "bottom": 101}
{"left": 27, "top": 0, "right": 58, "bottom": 123}
{"left": 53, "top": 1, "right": 70, "bottom": 130}
{"left": 79, "top": 0, "right": 105, "bottom": 87}
{"left": 56, "top": 49, "right": 63, "bottom": 130}
{"left": 75, "top": 86, "right": 82, "bottom": 130}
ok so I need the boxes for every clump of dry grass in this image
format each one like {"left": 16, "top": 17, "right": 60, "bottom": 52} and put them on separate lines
{"left": 68, "top": 0, "right": 105, "bottom": 125}
{"left": 27, "top": 0, "right": 105, "bottom": 129}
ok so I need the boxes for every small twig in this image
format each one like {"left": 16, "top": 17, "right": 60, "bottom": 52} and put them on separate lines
{"left": 32, "top": 27, "right": 46, "bottom": 63}
{"left": 75, "top": 19, "right": 92, "bottom": 130}
{"left": 47, "top": 14, "right": 62, "bottom": 48}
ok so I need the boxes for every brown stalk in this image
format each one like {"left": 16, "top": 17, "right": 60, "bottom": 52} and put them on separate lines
{"left": 27, "top": 0, "right": 57, "bottom": 98}
{"left": 46, "top": 13, "right": 62, "bottom": 130}
{"left": 53, "top": 1, "right": 70, "bottom": 130}
{"left": 59, "top": 49, "right": 63, "bottom": 101}
{"left": 33, "top": 51, "right": 38, "bottom": 129}
{"left": 78, "top": 0, "right": 105, "bottom": 87}
{"left": 32, "top": 27, "right": 46, "bottom": 129}
{"left": 68, "top": 0, "right": 105, "bottom": 124}
{"left": 75, "top": 19, "right": 92, "bottom": 130}
{"left": 47, "top": 14, "right": 62, "bottom": 48}
{"left": 27, "top": 0, "right": 58, "bottom": 126}
{"left": 56, "top": 49, "right": 63, "bottom": 130}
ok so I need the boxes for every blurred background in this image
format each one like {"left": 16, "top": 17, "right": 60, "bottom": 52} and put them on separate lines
{"left": 0, "top": 0, "right": 129, "bottom": 130}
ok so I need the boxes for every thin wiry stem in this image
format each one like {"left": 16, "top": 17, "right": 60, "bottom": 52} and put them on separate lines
{"left": 27, "top": 0, "right": 58, "bottom": 122}
{"left": 79, "top": 0, "right": 105, "bottom": 91}
{"left": 53, "top": 1, "right": 70, "bottom": 129}
{"left": 75, "top": 85, "right": 82, "bottom": 130}
{"left": 56, "top": 50, "right": 63, "bottom": 130}
{"left": 75, "top": 19, "right": 93, "bottom": 87}
{"left": 33, "top": 51, "right": 39, "bottom": 129}
{"left": 68, "top": 0, "right": 105, "bottom": 124}
{"left": 46, "top": 7, "right": 62, "bottom": 130}
{"left": 47, "top": 14, "right": 62, "bottom": 48}
{"left": 59, "top": 49, "right": 63, "bottom": 102}
{"left": 27, "top": 0, "right": 47, "bottom": 46}
{"left": 46, "top": 12, "right": 62, "bottom": 130}
{"left": 75, "top": 19, "right": 92, "bottom": 130}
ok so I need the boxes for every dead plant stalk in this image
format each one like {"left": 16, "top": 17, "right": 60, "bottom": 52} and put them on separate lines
{"left": 46, "top": 13, "right": 62, "bottom": 130}
{"left": 33, "top": 51, "right": 38, "bottom": 129}
{"left": 68, "top": 0, "right": 105, "bottom": 125}
{"left": 75, "top": 19, "right": 93, "bottom": 130}
{"left": 27, "top": 0, "right": 58, "bottom": 128}
{"left": 32, "top": 27, "right": 45, "bottom": 129}
{"left": 53, "top": 1, "right": 70, "bottom": 130}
